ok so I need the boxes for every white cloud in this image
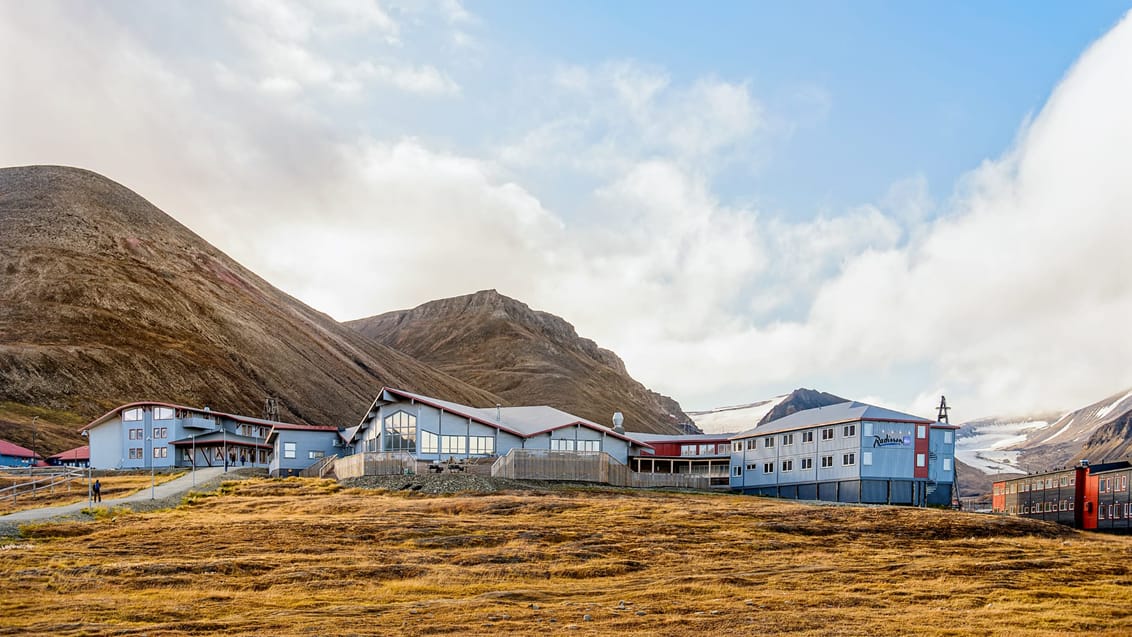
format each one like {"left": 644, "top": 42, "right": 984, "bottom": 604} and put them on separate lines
{"left": 2, "top": 2, "right": 1131, "bottom": 425}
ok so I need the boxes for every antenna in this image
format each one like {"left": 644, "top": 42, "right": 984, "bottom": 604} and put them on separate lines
{"left": 264, "top": 396, "right": 280, "bottom": 422}
{"left": 937, "top": 396, "right": 951, "bottom": 424}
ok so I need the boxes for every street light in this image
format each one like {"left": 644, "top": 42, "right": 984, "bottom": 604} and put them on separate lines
{"left": 146, "top": 436, "right": 154, "bottom": 500}
{"left": 81, "top": 430, "right": 92, "bottom": 511}
{"left": 191, "top": 433, "right": 197, "bottom": 486}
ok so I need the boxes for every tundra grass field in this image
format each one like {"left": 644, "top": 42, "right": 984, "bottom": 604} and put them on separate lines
{"left": 1, "top": 478, "right": 1130, "bottom": 636}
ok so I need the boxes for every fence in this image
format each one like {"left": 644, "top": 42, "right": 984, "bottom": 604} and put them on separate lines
{"left": 491, "top": 450, "right": 711, "bottom": 489}
{"left": 333, "top": 452, "right": 415, "bottom": 479}
{"left": 0, "top": 467, "right": 87, "bottom": 504}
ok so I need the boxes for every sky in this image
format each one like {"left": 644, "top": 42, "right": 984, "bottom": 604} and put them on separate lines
{"left": 2, "top": 1, "right": 1132, "bottom": 421}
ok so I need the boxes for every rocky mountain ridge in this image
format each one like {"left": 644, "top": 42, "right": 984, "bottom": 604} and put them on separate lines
{"left": 0, "top": 165, "right": 501, "bottom": 451}
{"left": 347, "top": 289, "right": 688, "bottom": 434}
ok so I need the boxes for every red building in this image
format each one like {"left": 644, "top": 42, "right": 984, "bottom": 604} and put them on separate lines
{"left": 993, "top": 460, "right": 1132, "bottom": 532}
{"left": 627, "top": 433, "right": 733, "bottom": 488}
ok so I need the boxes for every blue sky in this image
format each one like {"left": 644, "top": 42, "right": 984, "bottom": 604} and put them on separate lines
{"left": 2, "top": 1, "right": 1132, "bottom": 420}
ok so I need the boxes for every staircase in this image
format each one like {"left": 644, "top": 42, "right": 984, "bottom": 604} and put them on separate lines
{"left": 298, "top": 454, "right": 338, "bottom": 479}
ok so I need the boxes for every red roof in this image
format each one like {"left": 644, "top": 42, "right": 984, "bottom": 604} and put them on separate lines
{"left": 0, "top": 439, "right": 40, "bottom": 458}
{"left": 48, "top": 445, "right": 90, "bottom": 461}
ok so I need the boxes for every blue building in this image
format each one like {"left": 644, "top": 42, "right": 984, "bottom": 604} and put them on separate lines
{"left": 344, "top": 387, "right": 651, "bottom": 466}
{"left": 267, "top": 423, "right": 345, "bottom": 476}
{"left": 80, "top": 402, "right": 290, "bottom": 470}
{"left": 0, "top": 439, "right": 41, "bottom": 467}
{"left": 729, "top": 401, "right": 957, "bottom": 506}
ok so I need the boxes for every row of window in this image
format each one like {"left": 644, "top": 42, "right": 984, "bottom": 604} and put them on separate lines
{"left": 734, "top": 453, "right": 857, "bottom": 477}
{"left": 127, "top": 427, "right": 169, "bottom": 440}
{"left": 681, "top": 443, "right": 726, "bottom": 456}
{"left": 418, "top": 432, "right": 498, "bottom": 455}
{"left": 127, "top": 447, "right": 168, "bottom": 459}
{"left": 551, "top": 439, "right": 600, "bottom": 452}
{"left": 733, "top": 424, "right": 940, "bottom": 452}
{"left": 1100, "top": 503, "right": 1132, "bottom": 520}
{"left": 123, "top": 407, "right": 176, "bottom": 422}
{"left": 1100, "top": 475, "right": 1129, "bottom": 494}
{"left": 1012, "top": 500, "right": 1074, "bottom": 514}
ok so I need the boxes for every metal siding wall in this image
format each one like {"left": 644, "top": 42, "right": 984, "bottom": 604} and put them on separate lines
{"left": 838, "top": 480, "right": 860, "bottom": 503}
{"left": 861, "top": 479, "right": 888, "bottom": 503}
{"left": 860, "top": 422, "right": 916, "bottom": 479}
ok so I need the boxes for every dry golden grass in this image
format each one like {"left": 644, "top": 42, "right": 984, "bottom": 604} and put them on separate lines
{"left": 0, "top": 471, "right": 186, "bottom": 514}
{"left": 2, "top": 479, "right": 1130, "bottom": 636}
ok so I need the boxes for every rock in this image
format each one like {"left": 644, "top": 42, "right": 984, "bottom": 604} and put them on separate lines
{"left": 583, "top": 614, "right": 593, "bottom": 622}
{"left": 635, "top": 611, "right": 647, "bottom": 616}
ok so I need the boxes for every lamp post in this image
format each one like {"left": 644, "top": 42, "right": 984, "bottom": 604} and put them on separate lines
{"left": 146, "top": 436, "right": 155, "bottom": 500}
{"left": 191, "top": 433, "right": 197, "bottom": 486}
{"left": 81, "top": 430, "right": 92, "bottom": 511}
{"left": 31, "top": 416, "right": 39, "bottom": 467}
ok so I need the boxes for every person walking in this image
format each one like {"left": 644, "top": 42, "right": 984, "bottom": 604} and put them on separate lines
{"left": 92, "top": 479, "right": 102, "bottom": 503}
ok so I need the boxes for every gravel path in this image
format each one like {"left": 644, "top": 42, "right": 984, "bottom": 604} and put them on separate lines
{"left": 0, "top": 468, "right": 263, "bottom": 539}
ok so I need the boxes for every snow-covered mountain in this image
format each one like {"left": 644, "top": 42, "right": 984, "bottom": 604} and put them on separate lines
{"left": 1019, "top": 386, "right": 1132, "bottom": 469}
{"left": 954, "top": 415, "right": 1059, "bottom": 475}
{"left": 687, "top": 388, "right": 847, "bottom": 435}
{"left": 687, "top": 396, "right": 789, "bottom": 434}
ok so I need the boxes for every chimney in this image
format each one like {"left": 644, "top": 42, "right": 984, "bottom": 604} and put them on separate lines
{"left": 612, "top": 411, "right": 625, "bottom": 434}
{"left": 496, "top": 404, "right": 501, "bottom": 421}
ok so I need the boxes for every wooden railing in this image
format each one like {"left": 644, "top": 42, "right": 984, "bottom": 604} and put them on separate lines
{"left": 490, "top": 450, "right": 711, "bottom": 489}
{"left": 0, "top": 467, "right": 86, "bottom": 504}
{"left": 298, "top": 454, "right": 338, "bottom": 478}
{"left": 333, "top": 452, "right": 415, "bottom": 479}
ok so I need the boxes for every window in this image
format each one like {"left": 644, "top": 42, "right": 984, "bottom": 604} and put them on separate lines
{"left": 123, "top": 408, "right": 143, "bottom": 422}
{"left": 843, "top": 424, "right": 856, "bottom": 437}
{"left": 152, "top": 446, "right": 167, "bottom": 459}
{"left": 153, "top": 427, "right": 168, "bottom": 439}
{"left": 745, "top": 439, "right": 757, "bottom": 451}
{"left": 764, "top": 436, "right": 775, "bottom": 448}
{"left": 470, "top": 436, "right": 495, "bottom": 455}
{"left": 699, "top": 443, "right": 715, "bottom": 455}
{"left": 681, "top": 444, "right": 697, "bottom": 456}
{"left": 862, "top": 451, "right": 873, "bottom": 466}
{"left": 746, "top": 463, "right": 758, "bottom": 471}
{"left": 943, "top": 458, "right": 952, "bottom": 472}
{"left": 916, "top": 453, "right": 926, "bottom": 468}
{"left": 802, "top": 431, "right": 814, "bottom": 443}
{"left": 128, "top": 428, "right": 142, "bottom": 440}
{"left": 782, "top": 434, "right": 794, "bottom": 445}
{"left": 820, "top": 455, "right": 833, "bottom": 468}
{"left": 1009, "top": 483, "right": 1016, "bottom": 494}
{"left": 1069, "top": 501, "right": 1075, "bottom": 511}
{"left": 308, "top": 450, "right": 325, "bottom": 459}
{"left": 732, "top": 465, "right": 742, "bottom": 477}
{"left": 1060, "top": 476, "right": 1069, "bottom": 487}
{"left": 863, "top": 422, "right": 873, "bottom": 437}
{"left": 822, "top": 428, "right": 834, "bottom": 440}
{"left": 551, "top": 439, "right": 575, "bottom": 451}
{"left": 383, "top": 411, "right": 417, "bottom": 452}
{"left": 284, "top": 442, "right": 296, "bottom": 459}
{"left": 763, "top": 462, "right": 774, "bottom": 474}
{"left": 943, "top": 431, "right": 954, "bottom": 444}
{"left": 1046, "top": 478, "right": 1053, "bottom": 490}
{"left": 917, "top": 425, "right": 927, "bottom": 439}
{"left": 1059, "top": 500, "right": 1067, "bottom": 512}
{"left": 732, "top": 442, "right": 743, "bottom": 453}
{"left": 842, "top": 453, "right": 856, "bottom": 466}
{"left": 420, "top": 431, "right": 439, "bottom": 454}
{"left": 129, "top": 448, "right": 137, "bottom": 459}
{"left": 781, "top": 460, "right": 793, "bottom": 472}
{"left": 801, "top": 458, "right": 813, "bottom": 470}
{"left": 154, "top": 407, "right": 174, "bottom": 420}
{"left": 442, "top": 435, "right": 467, "bottom": 454}
{"left": 1070, "top": 474, "right": 1076, "bottom": 486}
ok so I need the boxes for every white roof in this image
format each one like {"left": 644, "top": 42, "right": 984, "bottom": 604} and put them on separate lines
{"left": 732, "top": 401, "right": 933, "bottom": 439}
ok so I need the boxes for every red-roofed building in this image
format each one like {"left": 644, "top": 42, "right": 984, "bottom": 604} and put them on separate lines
{"left": 0, "top": 439, "right": 42, "bottom": 467}
{"left": 47, "top": 445, "right": 90, "bottom": 468}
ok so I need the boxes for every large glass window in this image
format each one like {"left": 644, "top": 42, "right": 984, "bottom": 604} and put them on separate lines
{"left": 383, "top": 411, "right": 417, "bottom": 452}
{"left": 123, "top": 408, "right": 143, "bottom": 422}
{"left": 441, "top": 435, "right": 467, "bottom": 455}
{"left": 154, "top": 407, "right": 174, "bottom": 420}
{"left": 578, "top": 440, "right": 600, "bottom": 452}
{"left": 551, "top": 439, "right": 575, "bottom": 451}
{"left": 681, "top": 444, "right": 697, "bottom": 456}
{"left": 284, "top": 442, "right": 296, "bottom": 459}
{"left": 470, "top": 436, "right": 495, "bottom": 455}
{"left": 420, "top": 431, "right": 439, "bottom": 454}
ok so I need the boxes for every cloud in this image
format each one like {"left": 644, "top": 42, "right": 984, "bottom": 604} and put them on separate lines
{"left": 2, "top": 1, "right": 1131, "bottom": 424}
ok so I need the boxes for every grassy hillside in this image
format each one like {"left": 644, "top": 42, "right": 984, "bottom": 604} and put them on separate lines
{"left": 2, "top": 481, "right": 1130, "bottom": 635}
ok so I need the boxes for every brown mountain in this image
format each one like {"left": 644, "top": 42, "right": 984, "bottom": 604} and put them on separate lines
{"left": 0, "top": 165, "right": 500, "bottom": 453}
{"left": 756, "top": 388, "right": 848, "bottom": 426}
{"left": 347, "top": 290, "right": 688, "bottom": 434}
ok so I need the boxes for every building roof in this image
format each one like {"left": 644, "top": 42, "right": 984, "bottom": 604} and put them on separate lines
{"left": 360, "top": 387, "right": 652, "bottom": 448}
{"left": 626, "top": 432, "right": 734, "bottom": 443}
{"left": 731, "top": 401, "right": 935, "bottom": 439}
{"left": 79, "top": 401, "right": 315, "bottom": 433}
{"left": 170, "top": 431, "right": 272, "bottom": 449}
{"left": 48, "top": 445, "right": 90, "bottom": 461}
{"left": 0, "top": 439, "right": 40, "bottom": 458}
